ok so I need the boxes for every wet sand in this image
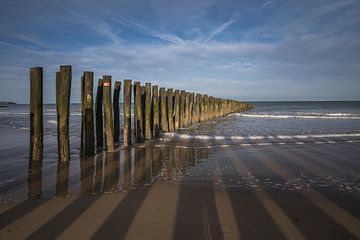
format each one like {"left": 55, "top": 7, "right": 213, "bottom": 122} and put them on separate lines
{"left": 0, "top": 127, "right": 360, "bottom": 239}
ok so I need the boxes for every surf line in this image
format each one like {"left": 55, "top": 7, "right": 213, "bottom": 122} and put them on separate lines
{"left": 232, "top": 113, "right": 360, "bottom": 120}
{"left": 162, "top": 132, "right": 360, "bottom": 141}
{"left": 154, "top": 139, "right": 360, "bottom": 149}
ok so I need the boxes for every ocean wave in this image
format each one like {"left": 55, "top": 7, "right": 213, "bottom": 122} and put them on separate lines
{"left": 47, "top": 120, "right": 57, "bottom": 124}
{"left": 162, "top": 132, "right": 360, "bottom": 140}
{"left": 232, "top": 113, "right": 360, "bottom": 119}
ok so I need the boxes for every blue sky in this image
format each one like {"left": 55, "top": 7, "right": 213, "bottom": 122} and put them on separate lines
{"left": 0, "top": 0, "right": 359, "bottom": 103}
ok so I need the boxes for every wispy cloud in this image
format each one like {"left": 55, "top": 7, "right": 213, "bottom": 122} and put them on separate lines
{"left": 205, "top": 17, "right": 237, "bottom": 42}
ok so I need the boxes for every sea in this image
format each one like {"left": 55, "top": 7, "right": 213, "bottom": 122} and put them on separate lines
{"left": 0, "top": 101, "right": 359, "bottom": 202}
{"left": 1, "top": 101, "right": 360, "bottom": 138}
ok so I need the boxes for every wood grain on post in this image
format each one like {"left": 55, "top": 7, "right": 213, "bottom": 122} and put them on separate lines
{"left": 113, "top": 81, "right": 121, "bottom": 143}
{"left": 30, "top": 67, "right": 43, "bottom": 162}
{"left": 145, "top": 82, "right": 152, "bottom": 140}
{"left": 134, "top": 82, "right": 143, "bottom": 142}
{"left": 141, "top": 86, "right": 146, "bottom": 136}
{"left": 80, "top": 76, "right": 84, "bottom": 153}
{"left": 103, "top": 76, "right": 115, "bottom": 152}
{"left": 180, "top": 90, "right": 186, "bottom": 127}
{"left": 174, "top": 90, "right": 180, "bottom": 129}
{"left": 204, "top": 94, "right": 209, "bottom": 121}
{"left": 200, "top": 94, "right": 205, "bottom": 122}
{"left": 184, "top": 92, "right": 191, "bottom": 127}
{"left": 194, "top": 94, "right": 200, "bottom": 123}
{"left": 167, "top": 88, "right": 174, "bottom": 132}
{"left": 123, "top": 80, "right": 132, "bottom": 146}
{"left": 56, "top": 65, "right": 71, "bottom": 162}
{"left": 152, "top": 85, "right": 159, "bottom": 137}
{"left": 189, "top": 93, "right": 194, "bottom": 125}
{"left": 95, "top": 79, "right": 103, "bottom": 147}
{"left": 82, "top": 72, "right": 95, "bottom": 156}
{"left": 160, "top": 87, "right": 168, "bottom": 132}
{"left": 29, "top": 67, "right": 43, "bottom": 198}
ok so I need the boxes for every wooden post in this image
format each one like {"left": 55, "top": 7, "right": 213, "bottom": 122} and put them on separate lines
{"left": 56, "top": 65, "right": 71, "bottom": 162}
{"left": 152, "top": 85, "right": 159, "bottom": 137}
{"left": 103, "top": 76, "right": 115, "bottom": 152}
{"left": 81, "top": 71, "right": 95, "bottom": 156}
{"left": 95, "top": 79, "right": 104, "bottom": 147}
{"left": 134, "top": 82, "right": 143, "bottom": 142}
{"left": 113, "top": 81, "right": 121, "bottom": 143}
{"left": 180, "top": 90, "right": 186, "bottom": 127}
{"left": 194, "top": 94, "right": 200, "bottom": 123}
{"left": 123, "top": 80, "right": 132, "bottom": 146}
{"left": 200, "top": 94, "right": 205, "bottom": 122}
{"left": 189, "top": 93, "right": 194, "bottom": 125}
{"left": 80, "top": 76, "right": 84, "bottom": 154}
{"left": 184, "top": 92, "right": 190, "bottom": 127}
{"left": 29, "top": 67, "right": 43, "bottom": 162}
{"left": 29, "top": 67, "right": 43, "bottom": 199}
{"left": 141, "top": 86, "right": 146, "bottom": 136}
{"left": 145, "top": 83, "right": 152, "bottom": 140}
{"left": 167, "top": 88, "right": 174, "bottom": 132}
{"left": 160, "top": 87, "right": 168, "bottom": 132}
{"left": 174, "top": 90, "right": 180, "bottom": 129}
{"left": 204, "top": 94, "right": 209, "bottom": 121}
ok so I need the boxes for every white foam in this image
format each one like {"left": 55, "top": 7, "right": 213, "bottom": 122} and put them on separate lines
{"left": 162, "top": 132, "right": 360, "bottom": 141}
{"left": 233, "top": 113, "right": 360, "bottom": 120}
{"left": 47, "top": 120, "right": 57, "bottom": 124}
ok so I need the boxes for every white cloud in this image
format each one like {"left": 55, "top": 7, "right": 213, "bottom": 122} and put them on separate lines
{"left": 205, "top": 17, "right": 237, "bottom": 42}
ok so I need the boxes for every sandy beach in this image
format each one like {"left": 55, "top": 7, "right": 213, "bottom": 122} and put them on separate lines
{"left": 0, "top": 124, "right": 359, "bottom": 239}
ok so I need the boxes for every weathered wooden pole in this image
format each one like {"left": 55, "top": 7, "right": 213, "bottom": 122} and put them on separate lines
{"left": 29, "top": 67, "right": 43, "bottom": 199}
{"left": 184, "top": 92, "right": 191, "bottom": 127}
{"left": 103, "top": 76, "right": 115, "bottom": 152}
{"left": 95, "top": 79, "right": 103, "bottom": 147}
{"left": 174, "top": 90, "right": 180, "bottom": 129}
{"left": 80, "top": 76, "right": 84, "bottom": 154}
{"left": 194, "top": 93, "right": 201, "bottom": 123}
{"left": 204, "top": 94, "right": 209, "bottom": 121}
{"left": 113, "top": 81, "right": 121, "bottom": 143}
{"left": 29, "top": 67, "right": 43, "bottom": 162}
{"left": 152, "top": 85, "right": 160, "bottom": 137}
{"left": 56, "top": 65, "right": 71, "bottom": 162}
{"left": 160, "top": 87, "right": 168, "bottom": 132}
{"left": 141, "top": 86, "right": 146, "bottom": 136}
{"left": 145, "top": 83, "right": 152, "bottom": 140}
{"left": 180, "top": 90, "right": 186, "bottom": 127}
{"left": 200, "top": 94, "right": 205, "bottom": 122}
{"left": 123, "top": 80, "right": 132, "bottom": 146}
{"left": 81, "top": 71, "right": 95, "bottom": 156}
{"left": 167, "top": 88, "right": 174, "bottom": 132}
{"left": 208, "top": 97, "right": 213, "bottom": 120}
{"left": 189, "top": 93, "right": 194, "bottom": 125}
{"left": 134, "top": 82, "right": 143, "bottom": 142}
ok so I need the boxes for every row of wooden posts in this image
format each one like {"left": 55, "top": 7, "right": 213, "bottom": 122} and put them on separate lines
{"left": 29, "top": 65, "right": 252, "bottom": 163}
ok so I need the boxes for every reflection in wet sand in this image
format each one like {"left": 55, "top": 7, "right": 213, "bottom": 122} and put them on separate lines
{"left": 27, "top": 145, "right": 213, "bottom": 198}
{"left": 56, "top": 161, "right": 70, "bottom": 197}
{"left": 28, "top": 160, "right": 42, "bottom": 199}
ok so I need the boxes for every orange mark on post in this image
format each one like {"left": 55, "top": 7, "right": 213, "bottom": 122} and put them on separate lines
{"left": 103, "top": 82, "right": 110, "bottom": 87}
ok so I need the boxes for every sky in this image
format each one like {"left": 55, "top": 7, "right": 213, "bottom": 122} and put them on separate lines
{"left": 0, "top": 0, "right": 359, "bottom": 103}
